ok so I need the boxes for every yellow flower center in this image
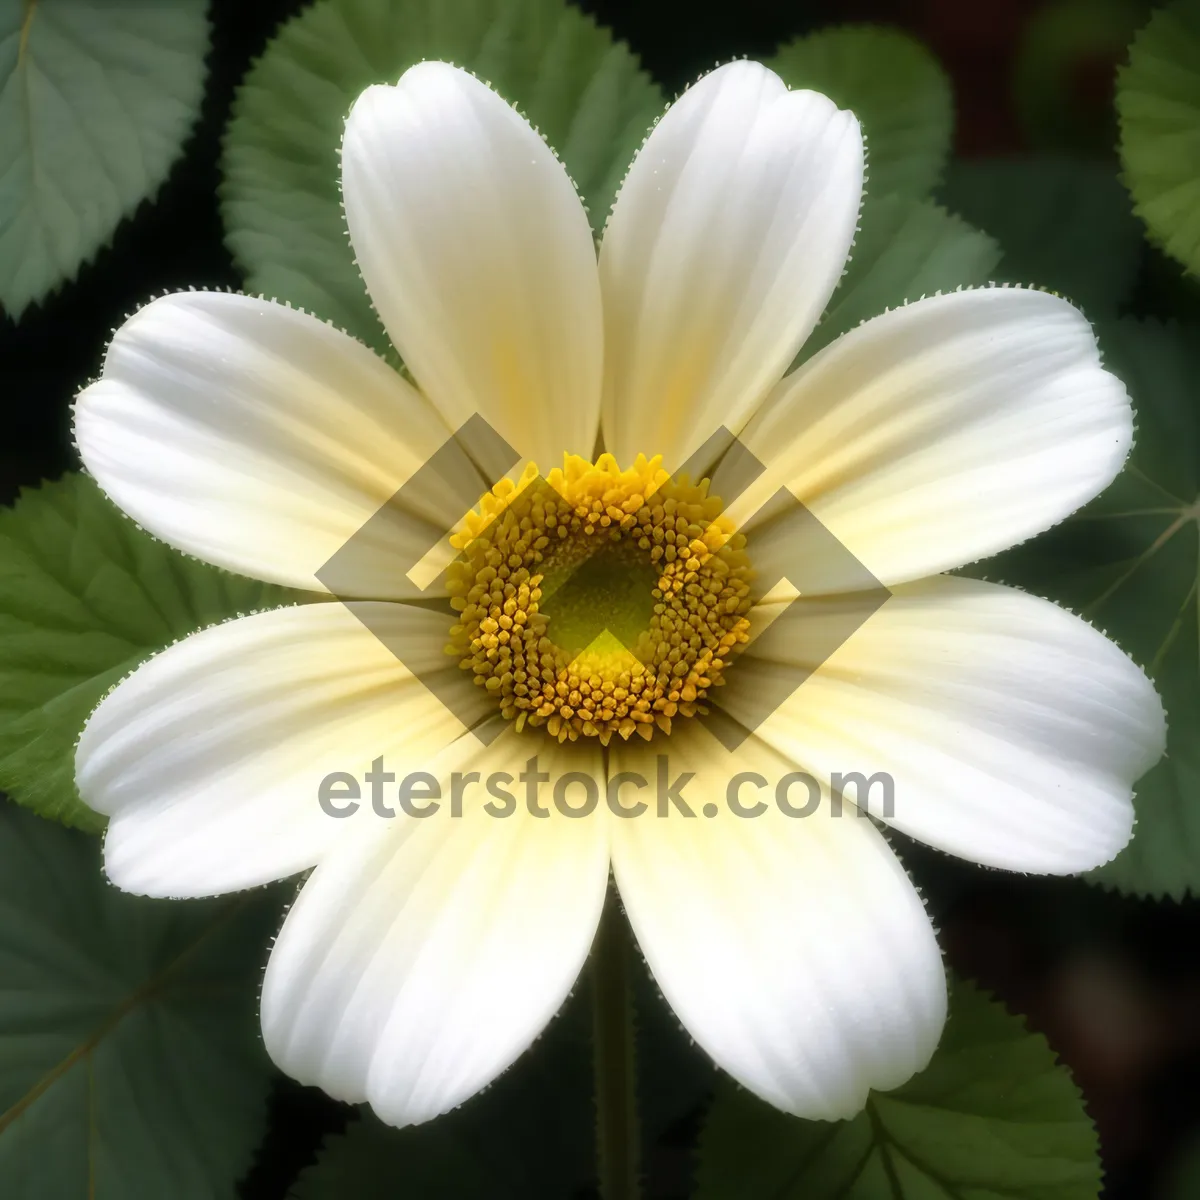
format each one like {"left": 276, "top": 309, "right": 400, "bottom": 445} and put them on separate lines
{"left": 446, "top": 454, "right": 754, "bottom": 744}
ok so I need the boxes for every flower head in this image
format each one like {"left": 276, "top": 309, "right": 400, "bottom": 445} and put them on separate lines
{"left": 73, "top": 60, "right": 1165, "bottom": 1128}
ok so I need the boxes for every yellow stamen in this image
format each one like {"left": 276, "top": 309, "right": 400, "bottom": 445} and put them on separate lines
{"left": 446, "top": 454, "right": 754, "bottom": 745}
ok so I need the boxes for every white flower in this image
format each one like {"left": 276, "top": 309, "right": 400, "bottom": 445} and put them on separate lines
{"left": 73, "top": 60, "right": 1164, "bottom": 1128}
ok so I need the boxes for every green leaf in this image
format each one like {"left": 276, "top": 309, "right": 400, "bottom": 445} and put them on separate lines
{"left": 220, "top": 0, "right": 663, "bottom": 353}
{"left": 972, "top": 319, "right": 1199, "bottom": 899}
{"left": 802, "top": 193, "right": 1001, "bottom": 360}
{"left": 0, "top": 473, "right": 302, "bottom": 832}
{"left": 1118, "top": 0, "right": 1200, "bottom": 277}
{"left": 941, "top": 157, "right": 1143, "bottom": 312}
{"left": 0, "top": 801, "right": 281, "bottom": 1197}
{"left": 695, "top": 977, "right": 1102, "bottom": 1200}
{"left": 0, "top": 0, "right": 210, "bottom": 318}
{"left": 767, "top": 26, "right": 953, "bottom": 199}
{"left": 290, "top": 991, "right": 595, "bottom": 1199}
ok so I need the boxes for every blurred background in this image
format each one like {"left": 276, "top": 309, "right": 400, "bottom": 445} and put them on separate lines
{"left": 3, "top": 1, "right": 1198, "bottom": 1196}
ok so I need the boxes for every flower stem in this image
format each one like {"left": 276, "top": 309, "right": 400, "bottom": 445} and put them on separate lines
{"left": 590, "top": 889, "right": 641, "bottom": 1200}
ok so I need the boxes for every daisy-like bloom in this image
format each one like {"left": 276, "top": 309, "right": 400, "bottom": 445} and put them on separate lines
{"left": 74, "top": 60, "right": 1165, "bottom": 1127}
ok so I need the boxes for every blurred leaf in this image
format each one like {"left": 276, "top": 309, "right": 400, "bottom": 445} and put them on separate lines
{"left": 0, "top": 0, "right": 209, "bottom": 318}
{"left": 975, "top": 319, "right": 1199, "bottom": 899}
{"left": 768, "top": 26, "right": 953, "bottom": 199}
{"left": 0, "top": 474, "right": 302, "bottom": 832}
{"left": 220, "top": 0, "right": 663, "bottom": 353}
{"left": 695, "top": 977, "right": 1101, "bottom": 1199}
{"left": 1165, "top": 1129, "right": 1200, "bottom": 1200}
{"left": 942, "top": 157, "right": 1143, "bottom": 312}
{"left": 289, "top": 990, "right": 595, "bottom": 1198}
{"left": 1013, "top": 0, "right": 1144, "bottom": 153}
{"left": 802, "top": 194, "right": 1000, "bottom": 359}
{"left": 0, "top": 802, "right": 281, "bottom": 1196}
{"left": 1119, "top": 0, "right": 1200, "bottom": 277}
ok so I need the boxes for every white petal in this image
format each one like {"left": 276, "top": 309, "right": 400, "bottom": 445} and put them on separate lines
{"left": 342, "top": 63, "right": 603, "bottom": 469}
{"left": 261, "top": 731, "right": 609, "bottom": 1127}
{"left": 720, "top": 575, "right": 1165, "bottom": 873}
{"left": 78, "top": 602, "right": 486, "bottom": 897}
{"left": 599, "top": 61, "right": 863, "bottom": 468}
{"left": 609, "top": 723, "right": 946, "bottom": 1119}
{"left": 75, "top": 291, "right": 461, "bottom": 597}
{"left": 730, "top": 288, "right": 1133, "bottom": 586}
